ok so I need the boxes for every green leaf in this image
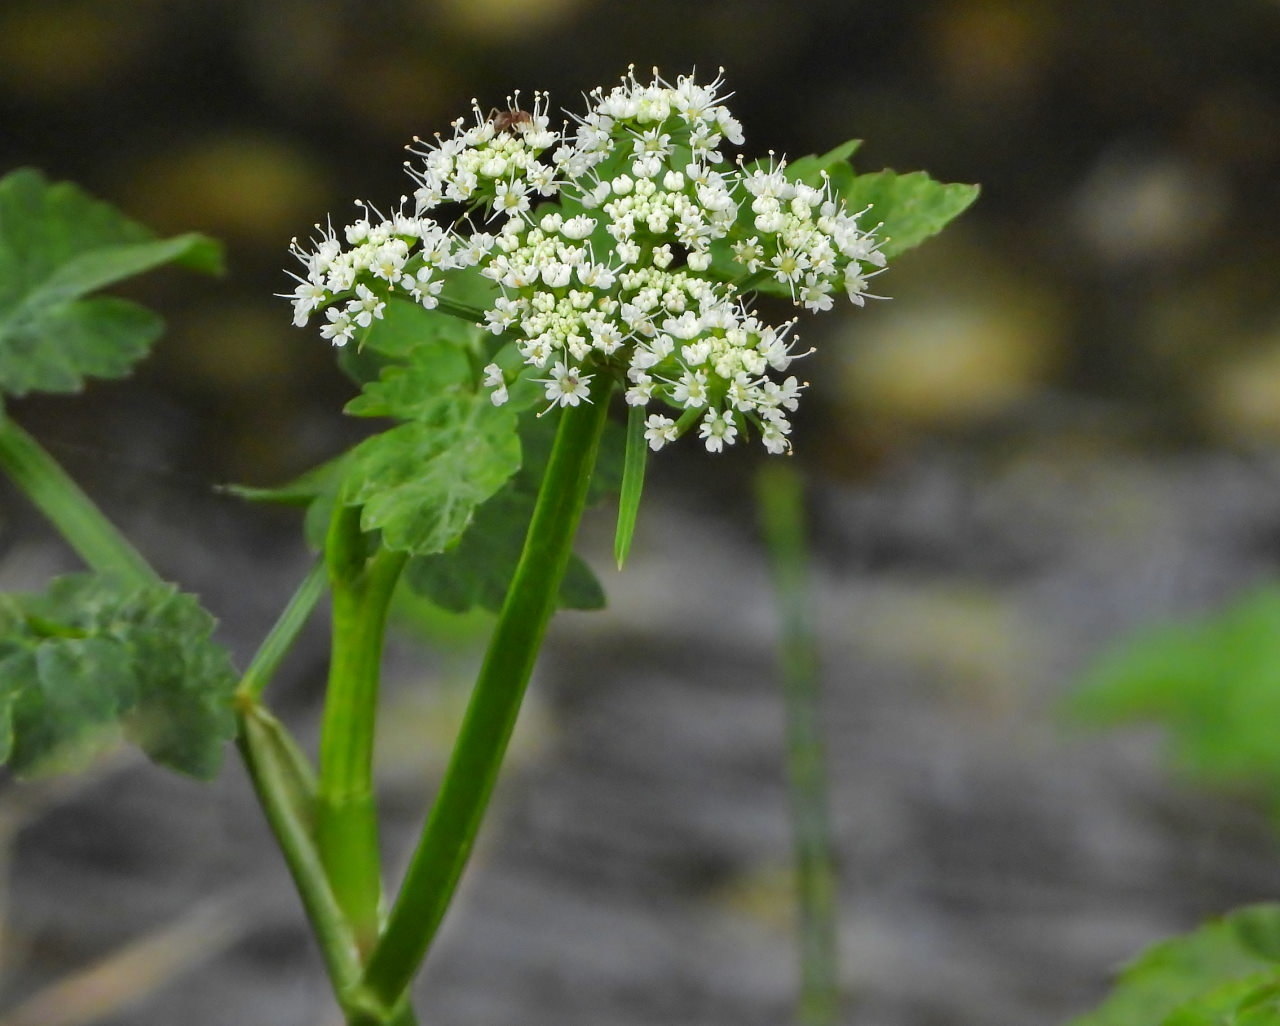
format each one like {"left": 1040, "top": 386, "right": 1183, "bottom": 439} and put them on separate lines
{"left": 0, "top": 573, "right": 238, "bottom": 779}
{"left": 840, "top": 169, "right": 979, "bottom": 260}
{"left": 355, "top": 296, "right": 483, "bottom": 362}
{"left": 1067, "top": 586, "right": 1280, "bottom": 821}
{"left": 1162, "top": 975, "right": 1280, "bottom": 1026}
{"left": 1067, "top": 905, "right": 1280, "bottom": 1026}
{"left": 783, "top": 139, "right": 863, "bottom": 188}
{"left": 404, "top": 409, "right": 623, "bottom": 613}
{"left": 344, "top": 393, "right": 521, "bottom": 556}
{"left": 0, "top": 168, "right": 223, "bottom": 397}
{"left": 344, "top": 349, "right": 473, "bottom": 420}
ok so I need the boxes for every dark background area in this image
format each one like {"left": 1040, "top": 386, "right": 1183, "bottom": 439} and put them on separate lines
{"left": 3, "top": 2, "right": 1280, "bottom": 1025}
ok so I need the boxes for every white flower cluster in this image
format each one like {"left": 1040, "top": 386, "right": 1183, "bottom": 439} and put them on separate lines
{"left": 286, "top": 68, "right": 886, "bottom": 453}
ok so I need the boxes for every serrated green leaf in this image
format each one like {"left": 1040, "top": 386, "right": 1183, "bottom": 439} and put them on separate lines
{"left": 840, "top": 170, "right": 979, "bottom": 260}
{"left": 404, "top": 410, "right": 621, "bottom": 614}
{"left": 1068, "top": 906, "right": 1280, "bottom": 1026}
{"left": 344, "top": 349, "right": 473, "bottom": 420}
{"left": 0, "top": 168, "right": 223, "bottom": 397}
{"left": 1068, "top": 587, "right": 1280, "bottom": 821}
{"left": 0, "top": 573, "right": 238, "bottom": 779}
{"left": 344, "top": 393, "right": 521, "bottom": 556}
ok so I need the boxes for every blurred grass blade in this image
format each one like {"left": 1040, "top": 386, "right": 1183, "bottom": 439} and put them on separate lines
{"left": 614, "top": 404, "right": 647, "bottom": 569}
{"left": 0, "top": 890, "right": 249, "bottom": 1026}
{"left": 755, "top": 462, "right": 840, "bottom": 1026}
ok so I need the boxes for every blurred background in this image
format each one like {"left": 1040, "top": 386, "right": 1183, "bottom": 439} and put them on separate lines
{"left": 3, "top": 1, "right": 1280, "bottom": 1024}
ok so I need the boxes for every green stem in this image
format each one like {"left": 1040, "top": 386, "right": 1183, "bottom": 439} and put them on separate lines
{"left": 237, "top": 559, "right": 328, "bottom": 701}
{"left": 434, "top": 297, "right": 486, "bottom": 323}
{"left": 755, "top": 463, "right": 840, "bottom": 1026}
{"left": 237, "top": 702, "right": 363, "bottom": 1002}
{"left": 318, "top": 505, "right": 407, "bottom": 954}
{"left": 0, "top": 413, "right": 156, "bottom": 587}
{"left": 356, "top": 372, "right": 614, "bottom": 1014}
{"left": 614, "top": 403, "right": 647, "bottom": 570}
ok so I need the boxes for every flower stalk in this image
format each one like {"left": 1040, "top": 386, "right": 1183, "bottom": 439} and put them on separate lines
{"left": 357, "top": 371, "right": 614, "bottom": 1013}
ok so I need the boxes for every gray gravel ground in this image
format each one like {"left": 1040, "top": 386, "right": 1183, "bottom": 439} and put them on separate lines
{"left": 3, "top": 446, "right": 1280, "bottom": 1026}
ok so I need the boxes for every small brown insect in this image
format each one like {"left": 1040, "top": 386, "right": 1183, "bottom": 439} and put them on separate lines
{"left": 488, "top": 108, "right": 534, "bottom": 134}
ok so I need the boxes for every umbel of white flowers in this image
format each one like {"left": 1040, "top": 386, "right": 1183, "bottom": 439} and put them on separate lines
{"left": 286, "top": 68, "right": 886, "bottom": 453}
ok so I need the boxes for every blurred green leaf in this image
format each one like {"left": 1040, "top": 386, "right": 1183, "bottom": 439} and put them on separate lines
{"left": 1068, "top": 905, "right": 1280, "bottom": 1026}
{"left": 1069, "top": 586, "right": 1280, "bottom": 819}
{"left": 0, "top": 168, "right": 222, "bottom": 397}
{"left": 0, "top": 573, "right": 238, "bottom": 779}
{"left": 840, "top": 169, "right": 979, "bottom": 259}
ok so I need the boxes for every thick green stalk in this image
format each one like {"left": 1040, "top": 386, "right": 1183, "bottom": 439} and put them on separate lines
{"left": 756, "top": 463, "right": 840, "bottom": 1026}
{"left": 0, "top": 414, "right": 156, "bottom": 587}
{"left": 319, "top": 505, "right": 407, "bottom": 953}
{"left": 356, "top": 372, "right": 614, "bottom": 1014}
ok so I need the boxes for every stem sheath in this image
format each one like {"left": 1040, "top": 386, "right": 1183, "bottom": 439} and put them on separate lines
{"left": 318, "top": 505, "right": 407, "bottom": 953}
{"left": 237, "top": 703, "right": 363, "bottom": 1000}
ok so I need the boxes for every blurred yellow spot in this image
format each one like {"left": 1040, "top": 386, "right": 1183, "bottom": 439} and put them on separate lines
{"left": 120, "top": 135, "right": 330, "bottom": 244}
{"left": 711, "top": 862, "right": 797, "bottom": 932}
{"left": 1205, "top": 333, "right": 1280, "bottom": 444}
{"left": 842, "top": 301, "right": 1056, "bottom": 429}
{"left": 0, "top": 4, "right": 152, "bottom": 97}
{"left": 427, "top": 0, "right": 585, "bottom": 39}
{"left": 848, "top": 585, "right": 1036, "bottom": 711}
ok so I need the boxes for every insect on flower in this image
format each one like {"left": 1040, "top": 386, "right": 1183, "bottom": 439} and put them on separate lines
{"left": 488, "top": 107, "right": 534, "bottom": 134}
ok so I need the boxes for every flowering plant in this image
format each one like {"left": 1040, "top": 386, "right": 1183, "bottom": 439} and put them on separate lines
{"left": 288, "top": 69, "right": 903, "bottom": 458}
{"left": 0, "top": 69, "right": 974, "bottom": 1024}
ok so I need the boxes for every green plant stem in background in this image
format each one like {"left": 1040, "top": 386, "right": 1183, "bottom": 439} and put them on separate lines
{"left": 357, "top": 372, "right": 615, "bottom": 1014}
{"left": 0, "top": 414, "right": 157, "bottom": 588}
{"left": 237, "top": 559, "right": 328, "bottom": 701}
{"left": 756, "top": 463, "right": 841, "bottom": 1026}
{"left": 319, "top": 505, "right": 408, "bottom": 953}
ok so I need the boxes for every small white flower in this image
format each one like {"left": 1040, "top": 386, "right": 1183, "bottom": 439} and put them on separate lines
{"left": 543, "top": 362, "right": 593, "bottom": 407}
{"left": 482, "top": 362, "right": 510, "bottom": 405}
{"left": 644, "top": 414, "right": 679, "bottom": 451}
{"left": 698, "top": 408, "right": 738, "bottom": 452}
{"left": 320, "top": 306, "right": 355, "bottom": 346}
{"left": 350, "top": 284, "right": 385, "bottom": 327}
{"left": 844, "top": 265, "right": 868, "bottom": 305}
{"left": 561, "top": 215, "right": 596, "bottom": 240}
{"left": 290, "top": 280, "right": 327, "bottom": 326}
{"left": 799, "top": 273, "right": 834, "bottom": 312}
{"left": 671, "top": 368, "right": 708, "bottom": 408}
{"left": 493, "top": 179, "right": 531, "bottom": 219}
